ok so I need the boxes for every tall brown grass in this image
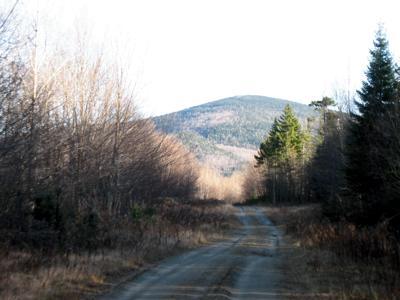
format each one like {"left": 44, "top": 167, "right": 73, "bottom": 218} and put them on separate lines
{"left": 266, "top": 205, "right": 400, "bottom": 299}
{"left": 0, "top": 199, "right": 231, "bottom": 300}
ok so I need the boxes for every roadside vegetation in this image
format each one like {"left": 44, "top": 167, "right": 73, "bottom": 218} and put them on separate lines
{"left": 244, "top": 26, "right": 400, "bottom": 299}
{"left": 0, "top": 4, "right": 236, "bottom": 300}
{"left": 264, "top": 205, "right": 399, "bottom": 299}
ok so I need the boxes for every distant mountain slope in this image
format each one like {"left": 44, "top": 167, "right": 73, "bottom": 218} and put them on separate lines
{"left": 154, "top": 95, "right": 315, "bottom": 174}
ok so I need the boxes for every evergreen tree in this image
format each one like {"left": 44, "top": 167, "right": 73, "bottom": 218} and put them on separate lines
{"left": 346, "top": 27, "right": 398, "bottom": 224}
{"left": 255, "top": 105, "right": 306, "bottom": 203}
{"left": 309, "top": 96, "right": 336, "bottom": 135}
{"left": 255, "top": 118, "right": 280, "bottom": 167}
{"left": 256, "top": 105, "right": 304, "bottom": 165}
{"left": 308, "top": 97, "right": 347, "bottom": 218}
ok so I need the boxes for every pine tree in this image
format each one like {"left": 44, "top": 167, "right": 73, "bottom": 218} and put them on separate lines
{"left": 255, "top": 118, "right": 280, "bottom": 167}
{"left": 256, "top": 105, "right": 304, "bottom": 165}
{"left": 309, "top": 96, "right": 336, "bottom": 135}
{"left": 255, "top": 105, "right": 306, "bottom": 203}
{"left": 308, "top": 97, "right": 347, "bottom": 218}
{"left": 345, "top": 27, "right": 398, "bottom": 224}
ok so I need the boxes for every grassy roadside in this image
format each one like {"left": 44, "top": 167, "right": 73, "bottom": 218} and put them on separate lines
{"left": 0, "top": 199, "right": 237, "bottom": 300}
{"left": 263, "top": 205, "right": 400, "bottom": 300}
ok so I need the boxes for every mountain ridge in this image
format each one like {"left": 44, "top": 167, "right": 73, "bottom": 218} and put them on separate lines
{"left": 153, "top": 95, "right": 315, "bottom": 174}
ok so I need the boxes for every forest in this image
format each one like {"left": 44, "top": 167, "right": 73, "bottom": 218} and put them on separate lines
{"left": 243, "top": 26, "right": 400, "bottom": 298}
{"left": 248, "top": 27, "right": 400, "bottom": 227}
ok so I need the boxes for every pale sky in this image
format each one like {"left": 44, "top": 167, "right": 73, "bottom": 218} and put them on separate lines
{"left": 15, "top": 0, "right": 400, "bottom": 115}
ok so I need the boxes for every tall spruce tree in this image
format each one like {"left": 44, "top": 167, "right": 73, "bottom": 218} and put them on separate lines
{"left": 255, "top": 105, "right": 306, "bottom": 203}
{"left": 346, "top": 27, "right": 398, "bottom": 224}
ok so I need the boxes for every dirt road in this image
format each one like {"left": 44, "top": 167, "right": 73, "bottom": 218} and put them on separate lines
{"left": 99, "top": 206, "right": 284, "bottom": 300}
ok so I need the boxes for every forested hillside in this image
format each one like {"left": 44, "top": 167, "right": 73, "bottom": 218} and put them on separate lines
{"left": 154, "top": 95, "right": 316, "bottom": 174}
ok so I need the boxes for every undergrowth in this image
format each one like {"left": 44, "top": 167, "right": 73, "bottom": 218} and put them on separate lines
{"left": 266, "top": 205, "right": 400, "bottom": 299}
{"left": 0, "top": 199, "right": 232, "bottom": 300}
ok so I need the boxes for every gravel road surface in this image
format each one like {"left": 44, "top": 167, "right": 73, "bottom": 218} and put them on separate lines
{"left": 99, "top": 206, "right": 284, "bottom": 300}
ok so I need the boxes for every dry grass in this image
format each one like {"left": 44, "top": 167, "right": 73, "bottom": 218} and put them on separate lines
{"left": 1, "top": 250, "right": 142, "bottom": 300}
{"left": 264, "top": 205, "right": 400, "bottom": 300}
{"left": 197, "top": 166, "right": 244, "bottom": 203}
{"left": 0, "top": 200, "right": 234, "bottom": 300}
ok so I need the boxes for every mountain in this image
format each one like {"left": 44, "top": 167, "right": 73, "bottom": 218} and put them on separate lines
{"left": 154, "top": 95, "right": 316, "bottom": 175}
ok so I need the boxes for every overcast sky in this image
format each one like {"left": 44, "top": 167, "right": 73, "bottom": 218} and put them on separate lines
{"left": 16, "top": 0, "right": 400, "bottom": 116}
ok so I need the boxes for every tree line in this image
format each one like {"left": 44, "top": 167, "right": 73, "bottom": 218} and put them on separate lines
{"left": 249, "top": 26, "right": 400, "bottom": 232}
{"left": 0, "top": 4, "right": 199, "bottom": 253}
